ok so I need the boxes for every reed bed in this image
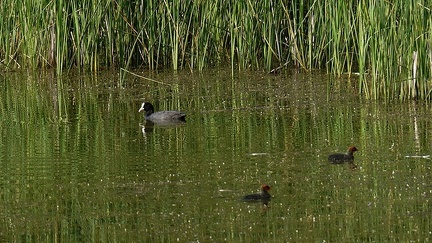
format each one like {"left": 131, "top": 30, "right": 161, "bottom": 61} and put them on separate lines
{"left": 0, "top": 0, "right": 431, "bottom": 99}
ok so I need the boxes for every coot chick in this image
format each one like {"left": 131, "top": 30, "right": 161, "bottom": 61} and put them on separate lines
{"left": 242, "top": 184, "right": 271, "bottom": 201}
{"left": 328, "top": 146, "right": 358, "bottom": 164}
{"left": 139, "top": 102, "right": 186, "bottom": 124}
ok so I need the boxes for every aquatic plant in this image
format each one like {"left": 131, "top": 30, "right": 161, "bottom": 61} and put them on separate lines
{"left": 0, "top": 0, "right": 431, "bottom": 100}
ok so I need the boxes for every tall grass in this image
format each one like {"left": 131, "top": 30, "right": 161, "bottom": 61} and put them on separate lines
{"left": 0, "top": 0, "right": 431, "bottom": 100}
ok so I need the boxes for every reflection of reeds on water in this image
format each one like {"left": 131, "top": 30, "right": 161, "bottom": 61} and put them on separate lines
{"left": 1, "top": 69, "right": 432, "bottom": 242}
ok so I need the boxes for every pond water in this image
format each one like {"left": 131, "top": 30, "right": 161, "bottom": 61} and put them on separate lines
{"left": 0, "top": 68, "right": 431, "bottom": 241}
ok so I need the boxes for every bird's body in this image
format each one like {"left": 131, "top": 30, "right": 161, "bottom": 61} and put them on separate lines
{"left": 242, "top": 184, "right": 271, "bottom": 202}
{"left": 328, "top": 146, "right": 358, "bottom": 164}
{"left": 139, "top": 102, "right": 186, "bottom": 124}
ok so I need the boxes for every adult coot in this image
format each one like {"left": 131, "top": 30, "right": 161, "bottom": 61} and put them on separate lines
{"left": 139, "top": 102, "right": 186, "bottom": 124}
{"left": 328, "top": 146, "right": 358, "bottom": 164}
{"left": 242, "top": 184, "right": 271, "bottom": 201}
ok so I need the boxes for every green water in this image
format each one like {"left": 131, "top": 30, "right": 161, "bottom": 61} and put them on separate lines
{"left": 0, "top": 69, "right": 431, "bottom": 242}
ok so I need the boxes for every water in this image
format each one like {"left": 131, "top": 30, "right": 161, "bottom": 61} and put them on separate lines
{"left": 0, "top": 69, "right": 431, "bottom": 241}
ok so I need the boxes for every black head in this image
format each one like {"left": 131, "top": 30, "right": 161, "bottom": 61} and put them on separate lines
{"left": 138, "top": 102, "right": 154, "bottom": 115}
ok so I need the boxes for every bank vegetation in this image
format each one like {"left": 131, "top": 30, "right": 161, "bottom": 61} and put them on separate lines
{"left": 0, "top": 0, "right": 431, "bottom": 99}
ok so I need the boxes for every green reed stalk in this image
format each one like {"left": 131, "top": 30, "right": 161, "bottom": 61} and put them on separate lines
{"left": 262, "top": 0, "right": 275, "bottom": 71}
{"left": 1, "top": 0, "right": 431, "bottom": 100}
{"left": 55, "top": 0, "right": 68, "bottom": 73}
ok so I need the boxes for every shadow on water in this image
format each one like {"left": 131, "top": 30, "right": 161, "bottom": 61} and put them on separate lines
{"left": 0, "top": 69, "right": 432, "bottom": 241}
